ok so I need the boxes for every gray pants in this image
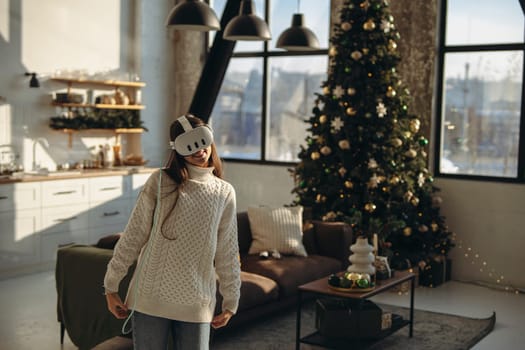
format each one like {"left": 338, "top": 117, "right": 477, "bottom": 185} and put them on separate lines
{"left": 132, "top": 311, "right": 211, "bottom": 350}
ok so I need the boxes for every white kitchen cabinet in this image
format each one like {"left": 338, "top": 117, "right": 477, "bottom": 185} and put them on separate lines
{"left": 88, "top": 198, "right": 131, "bottom": 243}
{"left": 0, "top": 183, "right": 42, "bottom": 278}
{"left": 41, "top": 178, "right": 88, "bottom": 206}
{"left": 89, "top": 176, "right": 129, "bottom": 202}
{"left": 0, "top": 209, "right": 41, "bottom": 277}
{"left": 0, "top": 182, "right": 41, "bottom": 212}
{"left": 0, "top": 169, "right": 153, "bottom": 279}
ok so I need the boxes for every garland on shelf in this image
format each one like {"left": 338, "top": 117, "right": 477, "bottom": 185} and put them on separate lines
{"left": 49, "top": 109, "right": 147, "bottom": 131}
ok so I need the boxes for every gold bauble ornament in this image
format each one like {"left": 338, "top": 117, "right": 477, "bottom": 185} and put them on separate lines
{"left": 362, "top": 48, "right": 369, "bottom": 55}
{"left": 431, "top": 222, "right": 439, "bottom": 232}
{"left": 409, "top": 119, "right": 421, "bottom": 133}
{"left": 410, "top": 196, "right": 420, "bottom": 206}
{"left": 391, "top": 138, "right": 403, "bottom": 147}
{"left": 364, "top": 202, "right": 376, "bottom": 212}
{"left": 338, "top": 167, "right": 347, "bottom": 177}
{"left": 329, "top": 46, "right": 338, "bottom": 56}
{"left": 418, "top": 225, "right": 429, "bottom": 232}
{"left": 388, "top": 39, "right": 397, "bottom": 51}
{"left": 347, "top": 87, "right": 356, "bottom": 95}
{"left": 386, "top": 86, "right": 396, "bottom": 98}
{"left": 403, "top": 227, "right": 412, "bottom": 236}
{"left": 311, "top": 152, "right": 321, "bottom": 160}
{"left": 323, "top": 86, "right": 331, "bottom": 95}
{"left": 344, "top": 180, "right": 354, "bottom": 189}
{"left": 403, "top": 131, "right": 412, "bottom": 139}
{"left": 363, "top": 19, "right": 376, "bottom": 31}
{"left": 319, "top": 115, "right": 327, "bottom": 124}
{"left": 389, "top": 176, "right": 400, "bottom": 185}
{"left": 351, "top": 51, "right": 363, "bottom": 60}
{"left": 341, "top": 22, "right": 352, "bottom": 31}
{"left": 320, "top": 146, "right": 332, "bottom": 156}
{"left": 338, "top": 139, "right": 350, "bottom": 150}
{"left": 346, "top": 107, "right": 357, "bottom": 116}
{"left": 405, "top": 149, "right": 417, "bottom": 158}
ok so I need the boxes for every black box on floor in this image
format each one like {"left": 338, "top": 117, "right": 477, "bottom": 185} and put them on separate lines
{"left": 419, "top": 258, "right": 452, "bottom": 287}
{"left": 315, "top": 298, "right": 382, "bottom": 339}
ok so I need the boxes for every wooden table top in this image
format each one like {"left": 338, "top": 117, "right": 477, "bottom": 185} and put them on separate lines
{"left": 299, "top": 269, "right": 416, "bottom": 299}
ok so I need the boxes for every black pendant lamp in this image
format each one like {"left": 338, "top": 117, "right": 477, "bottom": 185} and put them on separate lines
{"left": 165, "top": 0, "right": 220, "bottom": 31}
{"left": 276, "top": 13, "right": 320, "bottom": 51}
{"left": 223, "top": 0, "right": 271, "bottom": 41}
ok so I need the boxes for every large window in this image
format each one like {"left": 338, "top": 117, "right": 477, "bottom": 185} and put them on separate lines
{"left": 209, "top": 0, "right": 330, "bottom": 162}
{"left": 436, "top": 0, "right": 525, "bottom": 180}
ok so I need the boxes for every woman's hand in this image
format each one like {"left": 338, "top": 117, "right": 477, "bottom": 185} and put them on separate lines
{"left": 105, "top": 292, "right": 129, "bottom": 319}
{"left": 211, "top": 310, "right": 234, "bottom": 329}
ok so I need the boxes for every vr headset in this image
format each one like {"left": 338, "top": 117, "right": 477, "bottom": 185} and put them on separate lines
{"left": 170, "top": 115, "right": 214, "bottom": 156}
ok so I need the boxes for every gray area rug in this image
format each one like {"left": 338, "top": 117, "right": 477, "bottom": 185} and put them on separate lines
{"left": 211, "top": 302, "right": 496, "bottom": 350}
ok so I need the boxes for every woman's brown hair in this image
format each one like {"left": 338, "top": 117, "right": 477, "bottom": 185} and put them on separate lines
{"left": 163, "top": 114, "right": 223, "bottom": 184}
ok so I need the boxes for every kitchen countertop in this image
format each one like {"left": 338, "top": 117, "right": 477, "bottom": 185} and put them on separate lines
{"left": 0, "top": 167, "right": 156, "bottom": 184}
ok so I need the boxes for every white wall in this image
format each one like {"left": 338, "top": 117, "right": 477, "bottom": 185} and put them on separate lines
{"left": 223, "top": 161, "right": 296, "bottom": 211}
{"left": 436, "top": 178, "right": 525, "bottom": 288}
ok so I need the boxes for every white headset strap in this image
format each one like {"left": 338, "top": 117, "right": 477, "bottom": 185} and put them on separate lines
{"left": 177, "top": 116, "right": 193, "bottom": 132}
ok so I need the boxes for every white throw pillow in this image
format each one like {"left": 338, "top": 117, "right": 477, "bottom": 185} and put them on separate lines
{"left": 247, "top": 206, "right": 308, "bottom": 257}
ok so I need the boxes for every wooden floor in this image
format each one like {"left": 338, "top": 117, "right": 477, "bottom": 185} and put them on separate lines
{"left": 0, "top": 270, "right": 523, "bottom": 349}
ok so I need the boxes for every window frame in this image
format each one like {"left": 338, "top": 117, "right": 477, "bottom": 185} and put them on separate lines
{"left": 433, "top": 0, "right": 525, "bottom": 183}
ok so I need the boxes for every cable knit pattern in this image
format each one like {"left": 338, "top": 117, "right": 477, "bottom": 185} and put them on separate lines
{"left": 104, "top": 165, "right": 241, "bottom": 323}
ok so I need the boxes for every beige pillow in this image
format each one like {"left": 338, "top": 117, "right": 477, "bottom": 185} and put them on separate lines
{"left": 247, "top": 206, "right": 308, "bottom": 257}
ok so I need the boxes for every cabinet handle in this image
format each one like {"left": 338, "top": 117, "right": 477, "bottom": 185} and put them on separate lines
{"left": 53, "top": 190, "right": 76, "bottom": 196}
{"left": 103, "top": 211, "right": 120, "bottom": 217}
{"left": 54, "top": 216, "right": 78, "bottom": 222}
{"left": 100, "top": 187, "right": 120, "bottom": 191}
{"left": 0, "top": 195, "right": 8, "bottom": 200}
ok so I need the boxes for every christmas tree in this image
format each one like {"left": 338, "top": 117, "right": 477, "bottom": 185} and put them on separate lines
{"left": 291, "top": 0, "right": 454, "bottom": 272}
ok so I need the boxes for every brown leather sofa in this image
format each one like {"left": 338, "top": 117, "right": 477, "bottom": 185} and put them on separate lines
{"left": 56, "top": 212, "right": 352, "bottom": 349}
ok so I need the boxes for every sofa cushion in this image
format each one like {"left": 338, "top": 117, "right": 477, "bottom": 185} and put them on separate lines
{"left": 96, "top": 233, "right": 122, "bottom": 249}
{"left": 247, "top": 206, "right": 307, "bottom": 257}
{"left": 240, "top": 254, "right": 342, "bottom": 298}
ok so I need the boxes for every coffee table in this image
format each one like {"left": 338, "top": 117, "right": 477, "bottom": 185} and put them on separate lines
{"left": 296, "top": 270, "right": 415, "bottom": 349}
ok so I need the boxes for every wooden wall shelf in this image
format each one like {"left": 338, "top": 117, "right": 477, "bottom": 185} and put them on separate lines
{"left": 50, "top": 77, "right": 146, "bottom": 88}
{"left": 52, "top": 102, "right": 145, "bottom": 110}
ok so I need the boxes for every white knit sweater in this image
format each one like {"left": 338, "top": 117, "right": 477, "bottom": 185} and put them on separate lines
{"left": 104, "top": 165, "right": 241, "bottom": 323}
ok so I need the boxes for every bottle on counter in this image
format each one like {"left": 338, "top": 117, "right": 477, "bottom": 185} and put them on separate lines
{"left": 113, "top": 143, "right": 122, "bottom": 166}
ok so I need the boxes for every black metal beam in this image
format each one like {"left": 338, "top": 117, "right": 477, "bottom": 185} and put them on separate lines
{"left": 188, "top": 0, "right": 239, "bottom": 123}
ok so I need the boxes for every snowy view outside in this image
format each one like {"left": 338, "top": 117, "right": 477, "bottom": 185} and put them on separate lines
{"left": 440, "top": 0, "right": 524, "bottom": 177}
{"left": 209, "top": 0, "right": 329, "bottom": 161}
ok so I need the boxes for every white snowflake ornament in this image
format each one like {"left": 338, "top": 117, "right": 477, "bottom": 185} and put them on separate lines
{"left": 331, "top": 117, "right": 344, "bottom": 132}
{"left": 381, "top": 19, "right": 393, "bottom": 33}
{"left": 376, "top": 102, "right": 387, "bottom": 117}
{"left": 333, "top": 85, "right": 345, "bottom": 98}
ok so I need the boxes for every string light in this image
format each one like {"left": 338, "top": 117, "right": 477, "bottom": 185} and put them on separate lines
{"left": 454, "top": 238, "right": 523, "bottom": 295}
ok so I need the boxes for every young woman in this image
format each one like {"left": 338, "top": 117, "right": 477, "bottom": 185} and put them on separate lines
{"left": 104, "top": 115, "right": 241, "bottom": 349}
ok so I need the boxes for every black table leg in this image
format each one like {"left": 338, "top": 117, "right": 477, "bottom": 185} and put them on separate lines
{"left": 296, "top": 290, "right": 302, "bottom": 350}
{"left": 409, "top": 275, "right": 415, "bottom": 337}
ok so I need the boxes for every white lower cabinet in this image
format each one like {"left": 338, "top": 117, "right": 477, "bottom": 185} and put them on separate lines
{"left": 0, "top": 209, "right": 41, "bottom": 277}
{"left": 0, "top": 170, "right": 153, "bottom": 278}
{"left": 0, "top": 182, "right": 42, "bottom": 277}
{"left": 88, "top": 198, "right": 131, "bottom": 243}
